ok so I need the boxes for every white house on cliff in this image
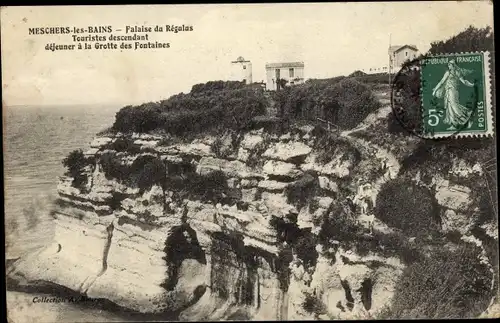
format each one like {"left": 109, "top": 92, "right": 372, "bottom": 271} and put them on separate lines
{"left": 230, "top": 56, "right": 253, "bottom": 84}
{"left": 388, "top": 44, "right": 419, "bottom": 71}
{"left": 265, "top": 61, "right": 305, "bottom": 91}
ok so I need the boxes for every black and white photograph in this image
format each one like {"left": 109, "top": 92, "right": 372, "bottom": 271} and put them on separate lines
{"left": 2, "top": 2, "right": 498, "bottom": 321}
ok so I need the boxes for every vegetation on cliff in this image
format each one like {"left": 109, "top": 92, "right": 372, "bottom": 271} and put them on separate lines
{"left": 55, "top": 24, "right": 496, "bottom": 320}
{"left": 375, "top": 25, "right": 497, "bottom": 319}
{"left": 374, "top": 178, "right": 439, "bottom": 237}
{"left": 274, "top": 77, "right": 381, "bottom": 130}
{"left": 382, "top": 243, "right": 492, "bottom": 319}
{"left": 62, "top": 149, "right": 92, "bottom": 191}
{"left": 99, "top": 152, "right": 167, "bottom": 193}
{"left": 112, "top": 80, "right": 267, "bottom": 136}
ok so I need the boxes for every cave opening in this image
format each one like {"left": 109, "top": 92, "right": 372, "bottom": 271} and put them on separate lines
{"left": 341, "top": 279, "right": 355, "bottom": 311}
{"left": 161, "top": 223, "right": 206, "bottom": 291}
{"left": 210, "top": 231, "right": 273, "bottom": 307}
{"left": 360, "top": 278, "right": 373, "bottom": 311}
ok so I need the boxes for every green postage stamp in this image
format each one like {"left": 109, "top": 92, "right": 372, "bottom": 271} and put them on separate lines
{"left": 420, "top": 51, "right": 493, "bottom": 138}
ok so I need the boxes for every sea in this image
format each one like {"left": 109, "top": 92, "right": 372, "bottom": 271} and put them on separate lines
{"left": 3, "top": 104, "right": 154, "bottom": 322}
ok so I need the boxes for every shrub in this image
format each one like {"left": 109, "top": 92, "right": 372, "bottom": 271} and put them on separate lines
{"left": 302, "top": 291, "right": 328, "bottom": 315}
{"left": 211, "top": 131, "right": 241, "bottom": 159}
{"left": 276, "top": 246, "right": 294, "bottom": 291}
{"left": 246, "top": 140, "right": 270, "bottom": 169}
{"left": 269, "top": 216, "right": 302, "bottom": 246}
{"left": 111, "top": 81, "right": 267, "bottom": 136}
{"left": 275, "top": 78, "right": 381, "bottom": 129}
{"left": 165, "top": 168, "right": 231, "bottom": 205}
{"left": 330, "top": 78, "right": 382, "bottom": 129}
{"left": 130, "top": 155, "right": 166, "bottom": 193}
{"left": 62, "top": 149, "right": 91, "bottom": 190}
{"left": 274, "top": 75, "right": 382, "bottom": 130}
{"left": 99, "top": 152, "right": 166, "bottom": 193}
{"left": 351, "top": 73, "right": 390, "bottom": 85}
{"left": 105, "top": 137, "right": 142, "bottom": 154}
{"left": 387, "top": 243, "right": 492, "bottom": 319}
{"left": 248, "top": 116, "right": 289, "bottom": 135}
{"left": 374, "top": 178, "right": 438, "bottom": 237}
{"left": 294, "top": 233, "right": 319, "bottom": 268}
{"left": 113, "top": 103, "right": 163, "bottom": 133}
{"left": 314, "top": 134, "right": 361, "bottom": 166}
{"left": 355, "top": 230, "right": 422, "bottom": 263}
{"left": 99, "top": 151, "right": 128, "bottom": 180}
{"left": 109, "top": 191, "right": 127, "bottom": 211}
{"left": 189, "top": 170, "right": 230, "bottom": 204}
{"left": 401, "top": 137, "right": 496, "bottom": 178}
{"left": 190, "top": 80, "right": 245, "bottom": 94}
{"left": 96, "top": 126, "right": 114, "bottom": 136}
{"left": 318, "top": 201, "right": 361, "bottom": 246}
{"left": 273, "top": 77, "right": 345, "bottom": 122}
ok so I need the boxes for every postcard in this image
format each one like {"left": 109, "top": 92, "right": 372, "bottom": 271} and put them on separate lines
{"left": 2, "top": 2, "right": 498, "bottom": 321}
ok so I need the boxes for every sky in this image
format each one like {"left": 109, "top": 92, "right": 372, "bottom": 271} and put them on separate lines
{"left": 1, "top": 2, "right": 494, "bottom": 107}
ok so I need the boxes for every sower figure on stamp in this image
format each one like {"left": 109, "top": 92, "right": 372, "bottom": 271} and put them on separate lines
{"left": 432, "top": 59, "right": 475, "bottom": 130}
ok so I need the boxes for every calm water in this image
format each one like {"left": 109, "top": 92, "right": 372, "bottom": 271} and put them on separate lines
{"left": 4, "top": 105, "right": 119, "bottom": 254}
{"left": 3, "top": 104, "right": 141, "bottom": 322}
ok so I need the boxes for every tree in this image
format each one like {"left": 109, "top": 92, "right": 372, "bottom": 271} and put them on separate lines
{"left": 62, "top": 149, "right": 89, "bottom": 190}
{"left": 428, "top": 26, "right": 494, "bottom": 54}
{"left": 277, "top": 78, "right": 288, "bottom": 91}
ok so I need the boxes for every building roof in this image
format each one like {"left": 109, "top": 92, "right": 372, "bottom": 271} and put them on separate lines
{"left": 388, "top": 44, "right": 418, "bottom": 53}
{"left": 231, "top": 56, "right": 250, "bottom": 63}
{"left": 265, "top": 62, "right": 304, "bottom": 69}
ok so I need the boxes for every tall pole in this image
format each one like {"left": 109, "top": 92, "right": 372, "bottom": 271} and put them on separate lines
{"left": 388, "top": 33, "right": 392, "bottom": 86}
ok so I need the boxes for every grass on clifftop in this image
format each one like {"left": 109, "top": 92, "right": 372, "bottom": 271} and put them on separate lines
{"left": 111, "top": 81, "right": 268, "bottom": 136}
{"left": 274, "top": 77, "right": 381, "bottom": 131}
{"left": 108, "top": 75, "right": 381, "bottom": 139}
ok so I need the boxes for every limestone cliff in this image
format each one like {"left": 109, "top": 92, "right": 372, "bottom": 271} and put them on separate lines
{"left": 7, "top": 117, "right": 498, "bottom": 320}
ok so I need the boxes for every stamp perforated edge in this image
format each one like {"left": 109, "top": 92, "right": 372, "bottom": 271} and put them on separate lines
{"left": 420, "top": 51, "right": 494, "bottom": 139}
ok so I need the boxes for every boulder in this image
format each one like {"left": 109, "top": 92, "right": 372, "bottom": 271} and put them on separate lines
{"left": 318, "top": 176, "right": 339, "bottom": 193}
{"left": 197, "top": 157, "right": 264, "bottom": 179}
{"left": 90, "top": 137, "right": 113, "bottom": 148}
{"left": 236, "top": 147, "right": 250, "bottom": 163}
{"left": 263, "top": 160, "right": 302, "bottom": 179}
{"left": 262, "top": 142, "right": 312, "bottom": 162}
{"left": 301, "top": 154, "right": 352, "bottom": 178}
{"left": 435, "top": 184, "right": 472, "bottom": 212}
{"left": 241, "top": 133, "right": 264, "bottom": 150}
{"left": 133, "top": 139, "right": 159, "bottom": 148}
{"left": 258, "top": 180, "right": 289, "bottom": 192}
{"left": 177, "top": 142, "right": 213, "bottom": 157}
{"left": 261, "top": 192, "right": 297, "bottom": 218}
{"left": 241, "top": 179, "right": 259, "bottom": 188}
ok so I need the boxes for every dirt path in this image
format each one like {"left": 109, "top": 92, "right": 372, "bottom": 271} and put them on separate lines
{"left": 339, "top": 89, "right": 401, "bottom": 230}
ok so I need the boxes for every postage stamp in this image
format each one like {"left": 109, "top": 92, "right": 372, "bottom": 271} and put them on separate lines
{"left": 420, "top": 51, "right": 493, "bottom": 138}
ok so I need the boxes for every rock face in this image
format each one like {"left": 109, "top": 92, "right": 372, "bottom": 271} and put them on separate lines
{"left": 7, "top": 126, "right": 493, "bottom": 320}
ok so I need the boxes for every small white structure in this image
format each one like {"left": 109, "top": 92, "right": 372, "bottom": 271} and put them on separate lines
{"left": 265, "top": 61, "right": 305, "bottom": 91}
{"left": 388, "top": 45, "right": 419, "bottom": 72}
{"left": 361, "top": 66, "right": 389, "bottom": 75}
{"left": 230, "top": 56, "right": 253, "bottom": 84}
